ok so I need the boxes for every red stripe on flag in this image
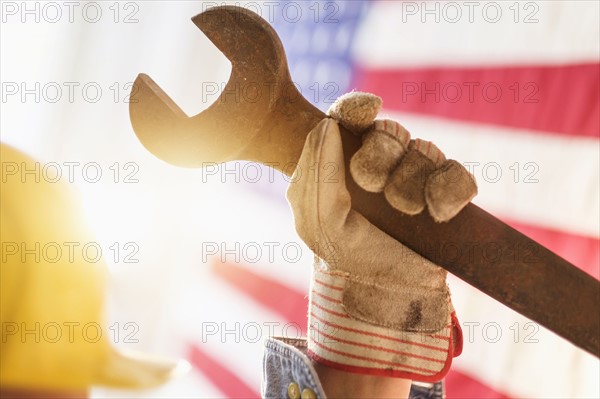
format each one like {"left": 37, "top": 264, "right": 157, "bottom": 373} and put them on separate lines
{"left": 354, "top": 63, "right": 600, "bottom": 137}
{"left": 187, "top": 344, "right": 260, "bottom": 399}
{"left": 503, "top": 219, "right": 600, "bottom": 280}
{"left": 446, "top": 369, "right": 511, "bottom": 399}
{"left": 211, "top": 259, "right": 308, "bottom": 332}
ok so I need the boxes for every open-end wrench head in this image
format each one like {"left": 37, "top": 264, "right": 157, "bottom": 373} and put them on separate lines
{"left": 130, "top": 6, "right": 292, "bottom": 168}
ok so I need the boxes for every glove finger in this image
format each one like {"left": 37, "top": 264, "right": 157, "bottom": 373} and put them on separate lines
{"left": 384, "top": 149, "right": 435, "bottom": 215}
{"left": 426, "top": 160, "right": 478, "bottom": 222}
{"left": 384, "top": 139, "right": 447, "bottom": 215}
{"left": 350, "top": 119, "right": 411, "bottom": 193}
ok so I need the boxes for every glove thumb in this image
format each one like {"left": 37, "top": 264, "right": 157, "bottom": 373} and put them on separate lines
{"left": 286, "top": 118, "right": 352, "bottom": 260}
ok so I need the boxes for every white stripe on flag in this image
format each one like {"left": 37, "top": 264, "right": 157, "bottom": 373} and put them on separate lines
{"left": 354, "top": 1, "right": 600, "bottom": 67}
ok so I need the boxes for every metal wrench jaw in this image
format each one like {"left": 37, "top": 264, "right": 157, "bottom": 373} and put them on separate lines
{"left": 129, "top": 6, "right": 295, "bottom": 168}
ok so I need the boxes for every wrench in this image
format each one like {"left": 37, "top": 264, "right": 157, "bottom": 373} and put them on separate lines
{"left": 129, "top": 6, "right": 599, "bottom": 357}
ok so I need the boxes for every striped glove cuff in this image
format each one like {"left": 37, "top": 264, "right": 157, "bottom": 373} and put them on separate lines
{"left": 307, "top": 269, "right": 462, "bottom": 382}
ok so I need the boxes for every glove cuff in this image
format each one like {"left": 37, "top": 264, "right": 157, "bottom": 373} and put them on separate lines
{"left": 307, "top": 270, "right": 462, "bottom": 382}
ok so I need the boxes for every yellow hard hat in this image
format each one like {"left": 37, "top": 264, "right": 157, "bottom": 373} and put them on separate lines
{"left": 1, "top": 144, "right": 185, "bottom": 391}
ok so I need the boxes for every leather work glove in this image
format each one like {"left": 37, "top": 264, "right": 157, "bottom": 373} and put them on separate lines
{"left": 286, "top": 92, "right": 476, "bottom": 382}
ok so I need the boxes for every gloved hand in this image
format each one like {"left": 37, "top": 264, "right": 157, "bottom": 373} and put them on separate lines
{"left": 286, "top": 92, "right": 476, "bottom": 382}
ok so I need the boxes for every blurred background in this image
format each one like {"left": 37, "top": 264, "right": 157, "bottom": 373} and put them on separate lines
{"left": 1, "top": 0, "right": 598, "bottom": 397}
